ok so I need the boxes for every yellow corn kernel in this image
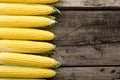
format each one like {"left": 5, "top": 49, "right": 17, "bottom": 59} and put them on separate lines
{"left": 0, "top": 28, "right": 55, "bottom": 40}
{"left": 0, "top": 65, "right": 56, "bottom": 78}
{"left": 0, "top": 3, "right": 58, "bottom": 15}
{"left": 0, "top": 52, "right": 61, "bottom": 68}
{"left": 0, "top": 78, "right": 46, "bottom": 80}
{"left": 0, "top": 15, "right": 56, "bottom": 28}
{"left": 0, "top": 0, "right": 58, "bottom": 4}
{"left": 0, "top": 40, "right": 55, "bottom": 53}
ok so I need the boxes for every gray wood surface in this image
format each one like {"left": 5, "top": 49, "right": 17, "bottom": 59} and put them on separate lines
{"left": 50, "top": 67, "right": 120, "bottom": 80}
{"left": 50, "top": 11, "right": 120, "bottom": 46}
{"left": 52, "top": 1, "right": 120, "bottom": 80}
{"left": 55, "top": 0, "right": 120, "bottom": 8}
{"left": 49, "top": 10, "right": 120, "bottom": 79}
{"left": 51, "top": 43, "right": 120, "bottom": 66}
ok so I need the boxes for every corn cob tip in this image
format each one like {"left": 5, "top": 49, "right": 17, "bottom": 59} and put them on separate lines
{"left": 47, "top": 16, "right": 56, "bottom": 20}
{"left": 40, "top": 50, "right": 56, "bottom": 54}
{"left": 51, "top": 20, "right": 57, "bottom": 24}
{"left": 43, "top": 51, "right": 56, "bottom": 54}
{"left": 40, "top": 45, "right": 56, "bottom": 54}
{"left": 53, "top": 45, "right": 57, "bottom": 50}
{"left": 53, "top": 62, "right": 62, "bottom": 68}
{"left": 51, "top": 51, "right": 56, "bottom": 54}
{"left": 51, "top": 45, "right": 56, "bottom": 52}
{"left": 51, "top": 32, "right": 56, "bottom": 40}
{"left": 53, "top": 7, "right": 61, "bottom": 13}
{"left": 53, "top": 70, "right": 57, "bottom": 77}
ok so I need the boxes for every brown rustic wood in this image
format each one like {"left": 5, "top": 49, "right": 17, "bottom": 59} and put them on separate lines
{"left": 55, "top": 0, "right": 120, "bottom": 8}
{"left": 50, "top": 11, "right": 120, "bottom": 46}
{"left": 51, "top": 43, "right": 120, "bottom": 66}
{"left": 52, "top": 1, "right": 120, "bottom": 80}
{"left": 50, "top": 67, "right": 120, "bottom": 80}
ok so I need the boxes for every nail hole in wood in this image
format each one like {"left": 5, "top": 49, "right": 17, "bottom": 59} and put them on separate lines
{"left": 100, "top": 69, "right": 105, "bottom": 72}
{"left": 111, "top": 70, "right": 116, "bottom": 74}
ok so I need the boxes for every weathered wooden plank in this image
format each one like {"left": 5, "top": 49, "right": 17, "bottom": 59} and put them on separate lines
{"left": 55, "top": 0, "right": 120, "bottom": 8}
{"left": 50, "top": 67, "right": 120, "bottom": 80}
{"left": 50, "top": 11, "right": 120, "bottom": 46}
{"left": 51, "top": 43, "right": 120, "bottom": 66}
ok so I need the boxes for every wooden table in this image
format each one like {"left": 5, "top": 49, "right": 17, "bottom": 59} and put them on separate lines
{"left": 49, "top": 0, "right": 120, "bottom": 80}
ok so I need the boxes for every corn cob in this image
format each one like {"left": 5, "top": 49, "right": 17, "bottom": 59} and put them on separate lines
{"left": 0, "top": 3, "right": 59, "bottom": 15}
{"left": 0, "top": 52, "right": 61, "bottom": 68}
{"left": 0, "top": 78, "right": 46, "bottom": 80}
{"left": 0, "top": 0, "right": 58, "bottom": 4}
{"left": 0, "top": 15, "right": 56, "bottom": 28}
{"left": 0, "top": 28, "right": 55, "bottom": 40}
{"left": 0, "top": 40, "right": 55, "bottom": 53}
{"left": 0, "top": 65, "right": 56, "bottom": 78}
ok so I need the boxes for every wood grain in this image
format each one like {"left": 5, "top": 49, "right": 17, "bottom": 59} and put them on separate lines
{"left": 52, "top": 1, "right": 120, "bottom": 80}
{"left": 51, "top": 43, "right": 120, "bottom": 66}
{"left": 55, "top": 0, "right": 120, "bottom": 8}
{"left": 50, "top": 11, "right": 120, "bottom": 46}
{"left": 50, "top": 67, "right": 120, "bottom": 80}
